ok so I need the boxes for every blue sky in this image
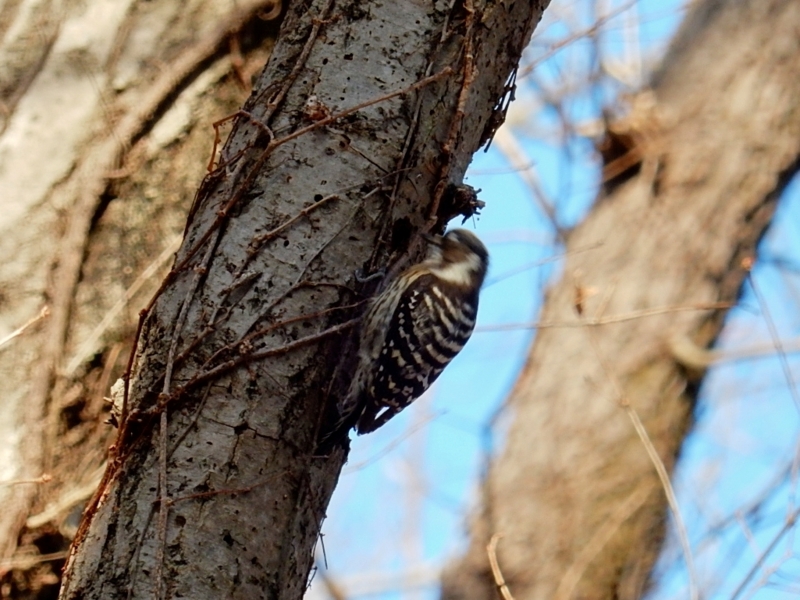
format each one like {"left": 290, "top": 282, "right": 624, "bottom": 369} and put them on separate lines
{"left": 311, "top": 2, "right": 800, "bottom": 599}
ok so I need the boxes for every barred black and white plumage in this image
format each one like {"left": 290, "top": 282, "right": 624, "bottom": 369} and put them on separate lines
{"left": 329, "top": 228, "right": 488, "bottom": 440}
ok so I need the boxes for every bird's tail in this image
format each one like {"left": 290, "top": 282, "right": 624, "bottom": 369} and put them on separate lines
{"left": 314, "top": 376, "right": 365, "bottom": 454}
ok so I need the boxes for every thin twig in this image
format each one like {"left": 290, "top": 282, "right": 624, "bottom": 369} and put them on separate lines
{"left": 154, "top": 408, "right": 169, "bottom": 600}
{"left": 153, "top": 238, "right": 218, "bottom": 600}
{"left": 0, "top": 474, "right": 52, "bottom": 488}
{"left": 487, "top": 534, "right": 515, "bottom": 600}
{"left": 251, "top": 194, "right": 342, "bottom": 248}
{"left": 554, "top": 482, "right": 654, "bottom": 600}
{"left": 427, "top": 0, "right": 476, "bottom": 225}
{"left": 744, "top": 261, "right": 800, "bottom": 558}
{"left": 745, "top": 263, "right": 800, "bottom": 412}
{"left": 669, "top": 332, "right": 800, "bottom": 368}
{"left": 729, "top": 507, "right": 800, "bottom": 600}
{"left": 66, "top": 237, "right": 180, "bottom": 375}
{"left": 314, "top": 562, "right": 347, "bottom": 600}
{"left": 342, "top": 411, "right": 442, "bottom": 472}
{"left": 171, "top": 66, "right": 451, "bottom": 297}
{"left": 200, "top": 302, "right": 362, "bottom": 376}
{"left": 585, "top": 327, "right": 699, "bottom": 600}
{"left": 226, "top": 193, "right": 343, "bottom": 287}
{"left": 492, "top": 126, "right": 565, "bottom": 240}
{"left": 177, "top": 220, "right": 362, "bottom": 378}
{"left": 270, "top": 68, "right": 452, "bottom": 155}
{"left": 193, "top": 177, "right": 384, "bottom": 356}
{"left": 477, "top": 301, "right": 732, "bottom": 332}
{"left": 256, "top": 0, "right": 336, "bottom": 123}
{"left": 192, "top": 319, "right": 357, "bottom": 387}
{"left": 26, "top": 466, "right": 105, "bottom": 529}
{"left": 0, "top": 306, "right": 49, "bottom": 350}
{"left": 169, "top": 470, "right": 290, "bottom": 504}
{"left": 484, "top": 243, "right": 603, "bottom": 288}
{"left": 0, "top": 550, "right": 69, "bottom": 571}
{"left": 519, "top": 0, "right": 640, "bottom": 78}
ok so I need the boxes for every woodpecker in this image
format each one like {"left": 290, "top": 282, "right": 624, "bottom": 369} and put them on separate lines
{"left": 330, "top": 228, "right": 489, "bottom": 440}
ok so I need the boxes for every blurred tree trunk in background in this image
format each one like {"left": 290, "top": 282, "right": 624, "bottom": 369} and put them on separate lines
{"left": 0, "top": 2, "right": 282, "bottom": 596}
{"left": 0, "top": 0, "right": 550, "bottom": 597}
{"left": 441, "top": 0, "right": 800, "bottom": 599}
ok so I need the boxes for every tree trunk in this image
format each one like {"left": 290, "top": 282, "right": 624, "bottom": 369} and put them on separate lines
{"left": 32, "top": 0, "right": 554, "bottom": 598}
{"left": 441, "top": 0, "right": 800, "bottom": 599}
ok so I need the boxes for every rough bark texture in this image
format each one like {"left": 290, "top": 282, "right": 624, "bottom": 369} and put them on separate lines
{"left": 441, "top": 0, "right": 800, "bottom": 599}
{"left": 44, "top": 0, "right": 552, "bottom": 598}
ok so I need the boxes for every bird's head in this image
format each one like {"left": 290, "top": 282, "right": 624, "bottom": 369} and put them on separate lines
{"left": 423, "top": 228, "right": 489, "bottom": 288}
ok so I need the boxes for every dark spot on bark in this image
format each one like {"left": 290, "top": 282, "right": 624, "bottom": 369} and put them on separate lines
{"left": 344, "top": 53, "right": 353, "bottom": 60}
{"left": 61, "top": 397, "right": 86, "bottom": 430}
{"left": 289, "top": 367, "right": 307, "bottom": 391}
{"left": 320, "top": 180, "right": 327, "bottom": 185}
{"left": 175, "top": 515, "right": 186, "bottom": 526}
{"left": 391, "top": 218, "right": 413, "bottom": 252}
{"left": 34, "top": 530, "right": 66, "bottom": 556}
{"left": 345, "top": 5, "right": 368, "bottom": 20}
{"left": 222, "top": 530, "right": 234, "bottom": 546}
{"left": 314, "top": 193, "right": 323, "bottom": 201}
{"left": 322, "top": 58, "right": 328, "bottom": 65}
{"left": 283, "top": 239, "right": 290, "bottom": 247}
{"left": 597, "top": 124, "right": 642, "bottom": 195}
{"left": 326, "top": 147, "right": 335, "bottom": 155}
{"left": 234, "top": 423, "right": 248, "bottom": 435}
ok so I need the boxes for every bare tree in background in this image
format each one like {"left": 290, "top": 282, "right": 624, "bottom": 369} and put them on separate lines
{"left": 442, "top": 0, "right": 800, "bottom": 599}
{"left": 0, "top": 0, "right": 551, "bottom": 597}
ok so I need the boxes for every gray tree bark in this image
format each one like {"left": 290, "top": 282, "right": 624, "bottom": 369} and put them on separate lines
{"left": 441, "top": 0, "right": 800, "bottom": 599}
{"left": 21, "top": 0, "right": 553, "bottom": 599}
